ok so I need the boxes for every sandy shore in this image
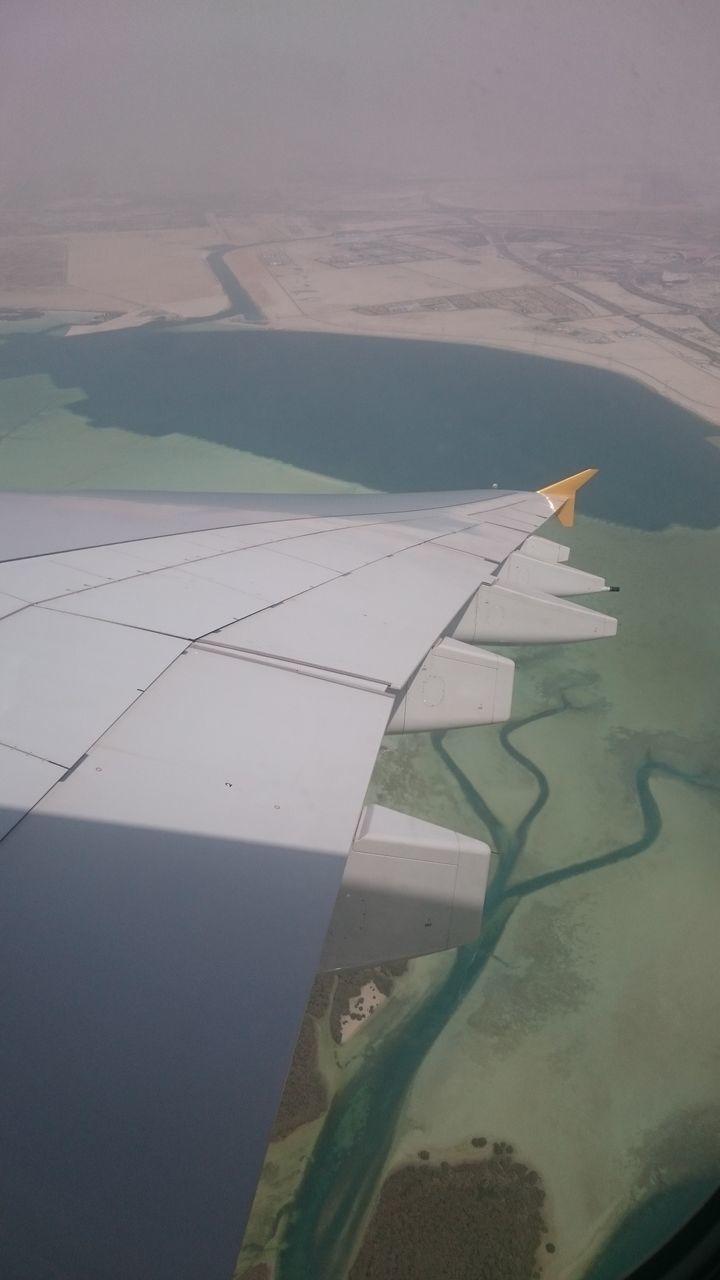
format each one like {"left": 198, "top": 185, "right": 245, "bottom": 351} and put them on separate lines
{"left": 254, "top": 310, "right": 720, "bottom": 429}
{"left": 3, "top": 217, "right": 718, "bottom": 429}
{"left": 339, "top": 981, "right": 388, "bottom": 1043}
{"left": 207, "top": 232, "right": 720, "bottom": 429}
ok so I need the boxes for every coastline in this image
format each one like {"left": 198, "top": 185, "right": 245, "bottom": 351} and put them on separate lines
{"left": 13, "top": 295, "right": 713, "bottom": 430}
{"left": 259, "top": 312, "right": 720, "bottom": 430}
{"left": 54, "top": 295, "right": 720, "bottom": 430}
{"left": 4, "top": 213, "right": 720, "bottom": 430}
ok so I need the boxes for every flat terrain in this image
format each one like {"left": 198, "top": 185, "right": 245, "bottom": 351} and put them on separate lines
{"left": 0, "top": 238, "right": 66, "bottom": 290}
{"left": 216, "top": 204, "right": 720, "bottom": 427}
{"left": 2, "top": 185, "right": 720, "bottom": 422}
{"left": 0, "top": 225, "right": 225, "bottom": 322}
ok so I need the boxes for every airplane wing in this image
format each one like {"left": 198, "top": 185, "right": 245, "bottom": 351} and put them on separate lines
{"left": 0, "top": 473, "right": 616, "bottom": 1280}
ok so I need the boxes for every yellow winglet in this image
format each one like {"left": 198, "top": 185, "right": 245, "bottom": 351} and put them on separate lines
{"left": 538, "top": 468, "right": 598, "bottom": 528}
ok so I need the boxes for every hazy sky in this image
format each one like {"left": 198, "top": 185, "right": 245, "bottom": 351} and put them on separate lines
{"left": 1, "top": 0, "right": 718, "bottom": 197}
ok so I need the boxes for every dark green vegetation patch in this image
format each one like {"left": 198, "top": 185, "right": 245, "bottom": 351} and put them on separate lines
{"left": 270, "top": 1017, "right": 328, "bottom": 1143}
{"left": 349, "top": 1150, "right": 551, "bottom": 1280}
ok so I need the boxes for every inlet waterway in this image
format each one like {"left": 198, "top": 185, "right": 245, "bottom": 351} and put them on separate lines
{"left": 202, "top": 246, "right": 267, "bottom": 324}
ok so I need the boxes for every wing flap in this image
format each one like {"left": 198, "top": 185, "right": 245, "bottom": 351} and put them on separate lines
{"left": 0, "top": 646, "right": 393, "bottom": 1280}
{"left": 321, "top": 804, "right": 491, "bottom": 970}
{"left": 207, "top": 542, "right": 495, "bottom": 690}
{"left": 0, "top": 743, "right": 64, "bottom": 840}
{"left": 0, "top": 608, "right": 186, "bottom": 768}
{"left": 0, "top": 591, "right": 26, "bottom": 621}
{"left": 47, "top": 645, "right": 392, "bottom": 851}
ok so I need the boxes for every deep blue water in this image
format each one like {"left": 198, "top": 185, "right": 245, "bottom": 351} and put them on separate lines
{"left": 1, "top": 328, "right": 719, "bottom": 527}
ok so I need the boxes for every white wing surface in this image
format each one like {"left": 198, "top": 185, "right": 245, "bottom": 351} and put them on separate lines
{"left": 0, "top": 475, "right": 615, "bottom": 1280}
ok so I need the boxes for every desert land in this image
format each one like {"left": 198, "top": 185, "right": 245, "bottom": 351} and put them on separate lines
{"left": 2, "top": 183, "right": 720, "bottom": 427}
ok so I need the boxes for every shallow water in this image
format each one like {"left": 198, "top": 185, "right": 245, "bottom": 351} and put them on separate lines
{"left": 277, "top": 516, "right": 720, "bottom": 1280}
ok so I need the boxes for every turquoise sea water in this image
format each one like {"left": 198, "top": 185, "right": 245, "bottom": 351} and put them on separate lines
{"left": 1, "top": 327, "right": 719, "bottom": 1280}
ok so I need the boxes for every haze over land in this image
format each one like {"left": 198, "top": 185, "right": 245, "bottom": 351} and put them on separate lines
{"left": 2, "top": 0, "right": 719, "bottom": 198}
{"left": 2, "top": 3, "right": 720, "bottom": 421}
